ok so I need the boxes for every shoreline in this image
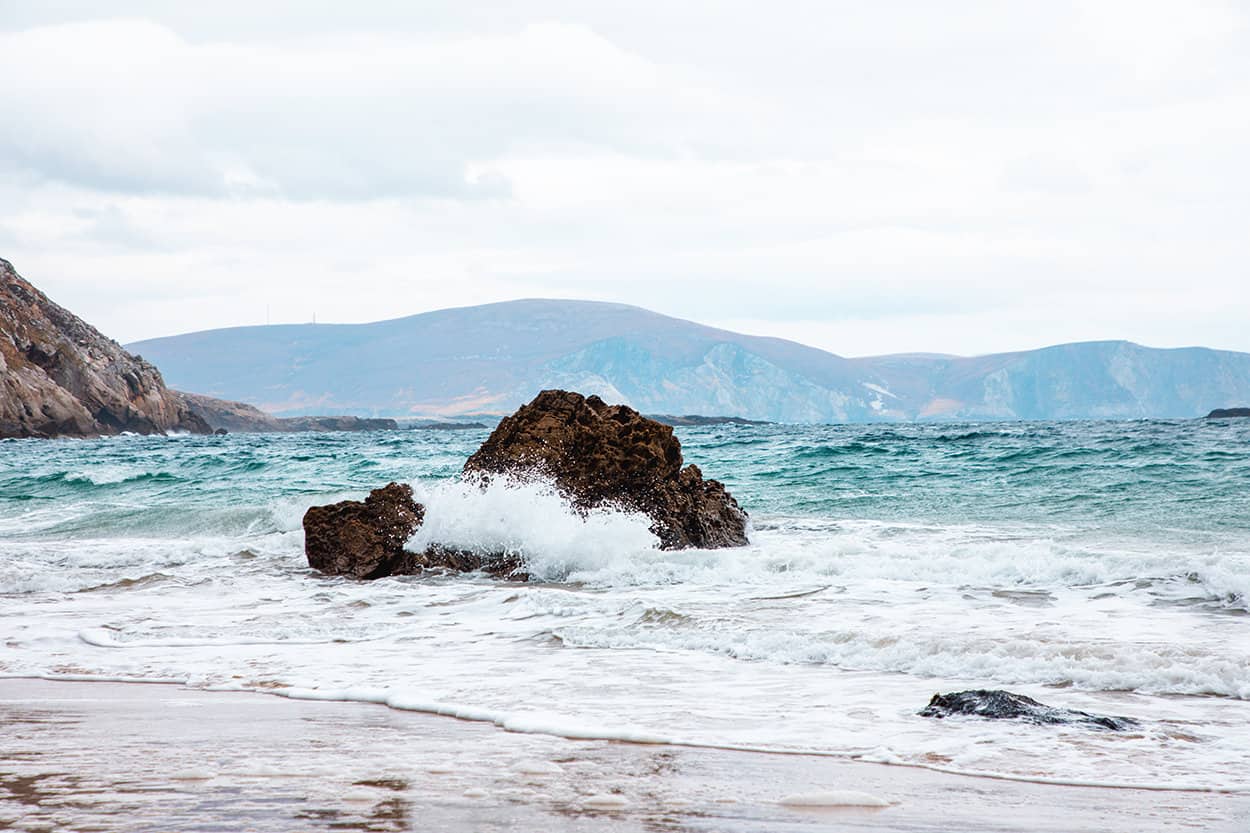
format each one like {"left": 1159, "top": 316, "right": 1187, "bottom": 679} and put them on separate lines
{"left": 1, "top": 679, "right": 1245, "bottom": 832}
{"left": 9, "top": 673, "right": 1241, "bottom": 796}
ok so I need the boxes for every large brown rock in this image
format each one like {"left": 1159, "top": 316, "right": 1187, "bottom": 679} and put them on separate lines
{"left": 303, "top": 391, "right": 748, "bottom": 581}
{"left": 0, "top": 257, "right": 210, "bottom": 438}
{"left": 464, "top": 390, "right": 749, "bottom": 549}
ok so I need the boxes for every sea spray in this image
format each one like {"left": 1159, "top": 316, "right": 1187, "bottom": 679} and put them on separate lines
{"left": 407, "top": 475, "right": 660, "bottom": 581}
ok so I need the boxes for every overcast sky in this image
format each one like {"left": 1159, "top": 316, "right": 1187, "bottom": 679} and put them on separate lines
{"left": 1, "top": 1, "right": 1247, "bottom": 357}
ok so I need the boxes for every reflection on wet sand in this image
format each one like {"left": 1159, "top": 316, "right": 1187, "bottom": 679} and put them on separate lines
{"left": 0, "top": 680, "right": 1244, "bottom": 832}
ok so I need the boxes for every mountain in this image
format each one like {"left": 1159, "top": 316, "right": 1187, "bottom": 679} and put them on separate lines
{"left": 127, "top": 299, "right": 1250, "bottom": 422}
{"left": 0, "top": 258, "right": 209, "bottom": 439}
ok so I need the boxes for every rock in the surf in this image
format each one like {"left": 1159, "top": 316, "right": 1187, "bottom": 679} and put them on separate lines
{"left": 1206, "top": 407, "right": 1250, "bottom": 418}
{"left": 463, "top": 389, "right": 749, "bottom": 549}
{"left": 303, "top": 483, "right": 528, "bottom": 580}
{"left": 303, "top": 482, "right": 426, "bottom": 579}
{"left": 919, "top": 689, "right": 1139, "bottom": 731}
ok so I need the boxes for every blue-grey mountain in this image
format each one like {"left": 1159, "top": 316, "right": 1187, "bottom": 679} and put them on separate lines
{"left": 127, "top": 299, "right": 1250, "bottom": 422}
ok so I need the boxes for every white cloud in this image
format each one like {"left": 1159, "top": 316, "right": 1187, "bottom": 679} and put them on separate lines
{"left": 0, "top": 3, "right": 1248, "bottom": 356}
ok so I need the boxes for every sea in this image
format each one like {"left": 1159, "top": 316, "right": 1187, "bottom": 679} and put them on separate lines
{"left": 1, "top": 419, "right": 1248, "bottom": 793}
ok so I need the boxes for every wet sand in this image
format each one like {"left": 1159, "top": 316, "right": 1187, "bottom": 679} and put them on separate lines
{"left": 0, "top": 679, "right": 1244, "bottom": 832}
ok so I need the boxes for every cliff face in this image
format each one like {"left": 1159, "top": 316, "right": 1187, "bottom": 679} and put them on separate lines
{"left": 0, "top": 258, "right": 210, "bottom": 439}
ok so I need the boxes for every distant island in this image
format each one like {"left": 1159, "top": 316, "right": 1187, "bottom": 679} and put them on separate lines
{"left": 1206, "top": 407, "right": 1250, "bottom": 418}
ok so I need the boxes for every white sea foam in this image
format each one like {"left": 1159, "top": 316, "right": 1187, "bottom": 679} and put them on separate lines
{"left": 4, "top": 429, "right": 1250, "bottom": 794}
{"left": 78, "top": 628, "right": 348, "bottom": 649}
{"left": 582, "top": 793, "right": 629, "bottom": 809}
{"left": 550, "top": 609, "right": 1250, "bottom": 698}
{"left": 407, "top": 476, "right": 660, "bottom": 579}
{"left": 63, "top": 466, "right": 147, "bottom": 486}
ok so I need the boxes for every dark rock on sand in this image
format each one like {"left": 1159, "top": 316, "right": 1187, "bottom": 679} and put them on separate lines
{"left": 1206, "top": 407, "right": 1250, "bottom": 418}
{"left": 464, "top": 390, "right": 749, "bottom": 549}
{"left": 0, "top": 257, "right": 210, "bottom": 439}
{"left": 920, "top": 690, "right": 1139, "bottom": 731}
{"left": 303, "top": 483, "right": 426, "bottom": 579}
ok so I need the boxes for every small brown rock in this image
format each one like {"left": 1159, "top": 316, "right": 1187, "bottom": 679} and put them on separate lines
{"left": 303, "top": 483, "right": 425, "bottom": 579}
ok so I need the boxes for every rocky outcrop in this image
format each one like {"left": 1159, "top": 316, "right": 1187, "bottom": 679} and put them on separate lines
{"left": 303, "top": 482, "right": 525, "bottom": 580}
{"left": 920, "top": 690, "right": 1139, "bottom": 731}
{"left": 464, "top": 390, "right": 749, "bottom": 549}
{"left": 180, "top": 391, "right": 398, "bottom": 433}
{"left": 303, "top": 483, "right": 426, "bottom": 579}
{"left": 179, "top": 392, "right": 287, "bottom": 433}
{"left": 302, "top": 390, "right": 749, "bottom": 581}
{"left": 1206, "top": 407, "right": 1250, "bottom": 418}
{"left": 0, "top": 258, "right": 210, "bottom": 439}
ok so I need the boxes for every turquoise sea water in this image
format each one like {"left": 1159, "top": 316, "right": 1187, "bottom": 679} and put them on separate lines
{"left": 1, "top": 420, "right": 1248, "bottom": 789}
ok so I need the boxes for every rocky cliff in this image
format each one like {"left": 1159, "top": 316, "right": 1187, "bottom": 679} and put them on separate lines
{"left": 0, "top": 258, "right": 209, "bottom": 439}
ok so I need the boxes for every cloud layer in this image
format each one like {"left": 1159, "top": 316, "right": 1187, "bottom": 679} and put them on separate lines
{"left": 2, "top": 1, "right": 1247, "bottom": 355}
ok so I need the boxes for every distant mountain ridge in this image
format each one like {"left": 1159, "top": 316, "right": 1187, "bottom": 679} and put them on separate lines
{"left": 127, "top": 299, "right": 1250, "bottom": 423}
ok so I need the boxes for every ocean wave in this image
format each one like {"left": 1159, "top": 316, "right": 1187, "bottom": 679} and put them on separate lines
{"left": 406, "top": 475, "right": 661, "bottom": 580}
{"left": 58, "top": 469, "right": 182, "bottom": 487}
{"left": 551, "top": 613, "right": 1250, "bottom": 699}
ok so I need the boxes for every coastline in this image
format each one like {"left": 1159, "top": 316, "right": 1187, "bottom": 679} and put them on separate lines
{"left": 1, "top": 679, "right": 1245, "bottom": 832}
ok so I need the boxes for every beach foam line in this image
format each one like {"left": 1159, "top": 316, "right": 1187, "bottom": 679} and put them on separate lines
{"left": 5, "top": 674, "right": 1247, "bottom": 795}
{"left": 276, "top": 686, "right": 671, "bottom": 744}
{"left": 78, "top": 627, "right": 366, "bottom": 649}
{"left": 269, "top": 685, "right": 1250, "bottom": 794}
{"left": 0, "top": 672, "right": 190, "bottom": 686}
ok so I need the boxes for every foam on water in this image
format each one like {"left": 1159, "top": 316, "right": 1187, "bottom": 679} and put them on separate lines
{"left": 1, "top": 423, "right": 1248, "bottom": 792}
{"left": 407, "top": 476, "right": 661, "bottom": 580}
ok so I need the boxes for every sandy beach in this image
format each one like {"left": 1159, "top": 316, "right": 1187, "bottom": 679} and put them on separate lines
{"left": 0, "top": 678, "right": 1243, "bottom": 832}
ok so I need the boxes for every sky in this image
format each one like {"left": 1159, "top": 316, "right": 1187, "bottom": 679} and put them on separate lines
{"left": 1, "top": 1, "right": 1248, "bottom": 358}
